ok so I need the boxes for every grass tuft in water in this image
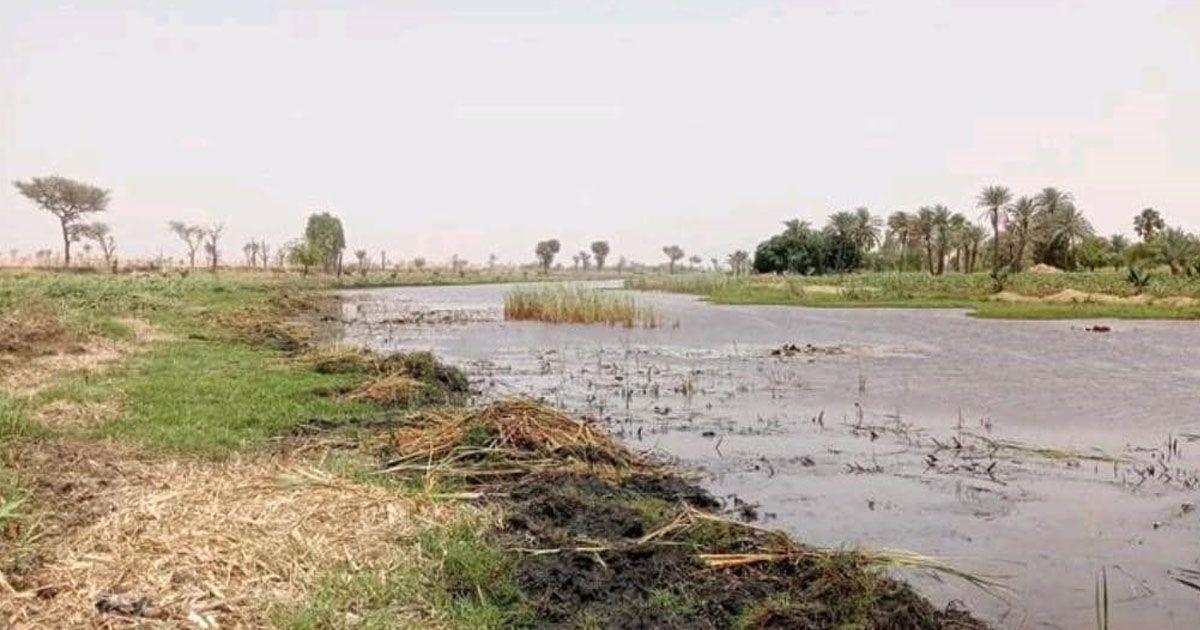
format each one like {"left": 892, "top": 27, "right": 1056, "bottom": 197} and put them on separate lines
{"left": 504, "top": 286, "right": 660, "bottom": 328}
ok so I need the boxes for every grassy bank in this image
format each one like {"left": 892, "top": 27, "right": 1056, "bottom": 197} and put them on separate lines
{"left": 1, "top": 270, "right": 994, "bottom": 629}
{"left": 627, "top": 270, "right": 1200, "bottom": 319}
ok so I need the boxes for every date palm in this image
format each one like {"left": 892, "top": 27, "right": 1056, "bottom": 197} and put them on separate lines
{"left": 1133, "top": 208, "right": 1165, "bottom": 243}
{"left": 977, "top": 185, "right": 1011, "bottom": 276}
{"left": 852, "top": 207, "right": 882, "bottom": 251}
{"left": 886, "top": 211, "right": 912, "bottom": 271}
{"left": 1006, "top": 196, "right": 1036, "bottom": 272}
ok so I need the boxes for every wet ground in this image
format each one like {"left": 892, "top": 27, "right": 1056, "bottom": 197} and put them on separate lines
{"left": 335, "top": 281, "right": 1200, "bottom": 629}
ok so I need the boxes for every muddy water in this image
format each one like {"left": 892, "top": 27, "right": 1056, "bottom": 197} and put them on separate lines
{"left": 336, "top": 282, "right": 1200, "bottom": 629}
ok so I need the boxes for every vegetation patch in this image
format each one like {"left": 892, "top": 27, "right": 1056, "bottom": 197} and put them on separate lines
{"left": 376, "top": 400, "right": 995, "bottom": 630}
{"left": 504, "top": 286, "right": 660, "bottom": 328}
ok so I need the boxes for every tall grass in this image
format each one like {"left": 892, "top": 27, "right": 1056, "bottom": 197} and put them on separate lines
{"left": 503, "top": 286, "right": 659, "bottom": 328}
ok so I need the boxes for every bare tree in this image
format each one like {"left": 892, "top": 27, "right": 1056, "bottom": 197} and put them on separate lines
{"left": 13, "top": 176, "right": 110, "bottom": 267}
{"left": 243, "top": 241, "right": 261, "bottom": 267}
{"left": 258, "top": 240, "right": 271, "bottom": 268}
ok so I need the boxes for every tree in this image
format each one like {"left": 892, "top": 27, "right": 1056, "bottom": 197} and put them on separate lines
{"left": 1053, "top": 205, "right": 1094, "bottom": 269}
{"left": 1005, "top": 197, "right": 1036, "bottom": 272}
{"left": 305, "top": 212, "right": 346, "bottom": 275}
{"left": 412, "top": 257, "right": 427, "bottom": 270}
{"left": 13, "top": 176, "right": 110, "bottom": 267}
{"left": 1076, "top": 236, "right": 1112, "bottom": 271}
{"left": 204, "top": 224, "right": 224, "bottom": 271}
{"left": 259, "top": 240, "right": 272, "bottom": 269}
{"left": 916, "top": 207, "right": 937, "bottom": 274}
{"left": 1133, "top": 208, "right": 1165, "bottom": 243}
{"left": 535, "top": 239, "right": 561, "bottom": 273}
{"left": 74, "top": 222, "right": 116, "bottom": 269}
{"left": 168, "top": 221, "right": 205, "bottom": 267}
{"left": 1158, "top": 227, "right": 1197, "bottom": 275}
{"left": 354, "top": 249, "right": 369, "bottom": 276}
{"left": 287, "top": 240, "right": 321, "bottom": 275}
{"left": 851, "top": 207, "right": 882, "bottom": 251}
{"left": 1032, "top": 187, "right": 1076, "bottom": 268}
{"left": 662, "top": 245, "right": 685, "bottom": 273}
{"left": 930, "top": 205, "right": 952, "bottom": 275}
{"left": 977, "top": 185, "right": 1012, "bottom": 276}
{"left": 962, "top": 224, "right": 986, "bottom": 273}
{"left": 688, "top": 254, "right": 702, "bottom": 269}
{"left": 727, "top": 250, "right": 750, "bottom": 275}
{"left": 243, "top": 241, "right": 261, "bottom": 267}
{"left": 886, "top": 211, "right": 913, "bottom": 271}
{"left": 590, "top": 241, "right": 610, "bottom": 269}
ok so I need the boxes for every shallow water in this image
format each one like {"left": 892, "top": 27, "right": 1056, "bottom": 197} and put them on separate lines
{"left": 336, "top": 281, "right": 1200, "bottom": 629}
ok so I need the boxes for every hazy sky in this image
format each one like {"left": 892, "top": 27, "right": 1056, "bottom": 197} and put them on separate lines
{"left": 2, "top": 1, "right": 1198, "bottom": 265}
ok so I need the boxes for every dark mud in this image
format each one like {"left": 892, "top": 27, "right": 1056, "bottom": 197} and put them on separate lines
{"left": 496, "top": 472, "right": 989, "bottom": 630}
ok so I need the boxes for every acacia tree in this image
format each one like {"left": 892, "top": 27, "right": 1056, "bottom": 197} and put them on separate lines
{"left": 354, "top": 249, "right": 369, "bottom": 276}
{"left": 13, "top": 176, "right": 110, "bottom": 267}
{"left": 590, "top": 241, "right": 610, "bottom": 269}
{"left": 535, "top": 239, "right": 560, "bottom": 273}
{"left": 168, "top": 221, "right": 205, "bottom": 267}
{"left": 287, "top": 240, "right": 320, "bottom": 275}
{"left": 662, "top": 245, "right": 685, "bottom": 273}
{"left": 242, "top": 241, "right": 260, "bottom": 267}
{"left": 977, "top": 185, "right": 1012, "bottom": 276}
{"left": 204, "top": 224, "right": 224, "bottom": 271}
{"left": 75, "top": 222, "right": 116, "bottom": 270}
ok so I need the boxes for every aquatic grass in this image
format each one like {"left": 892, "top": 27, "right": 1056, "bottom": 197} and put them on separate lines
{"left": 504, "top": 286, "right": 660, "bottom": 328}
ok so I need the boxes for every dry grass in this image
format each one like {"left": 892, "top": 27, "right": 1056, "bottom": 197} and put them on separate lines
{"left": 381, "top": 399, "right": 655, "bottom": 478}
{"left": 0, "top": 440, "right": 460, "bottom": 630}
{"left": 1, "top": 319, "right": 168, "bottom": 396}
{"left": 503, "top": 286, "right": 660, "bottom": 328}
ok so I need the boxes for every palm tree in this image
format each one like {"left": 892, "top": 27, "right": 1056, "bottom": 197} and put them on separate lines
{"left": 824, "top": 211, "right": 857, "bottom": 241}
{"left": 1053, "top": 206, "right": 1094, "bottom": 269}
{"left": 1158, "top": 227, "right": 1196, "bottom": 274}
{"left": 886, "top": 211, "right": 912, "bottom": 271}
{"left": 852, "top": 207, "right": 882, "bottom": 251}
{"left": 977, "top": 185, "right": 1012, "bottom": 275}
{"left": 782, "top": 219, "right": 811, "bottom": 236}
{"left": 947, "top": 213, "right": 967, "bottom": 271}
{"left": 1033, "top": 187, "right": 1076, "bottom": 268}
{"left": 931, "top": 205, "right": 952, "bottom": 275}
{"left": 962, "top": 224, "right": 987, "bottom": 272}
{"left": 916, "top": 207, "right": 937, "bottom": 274}
{"left": 1006, "top": 196, "right": 1037, "bottom": 272}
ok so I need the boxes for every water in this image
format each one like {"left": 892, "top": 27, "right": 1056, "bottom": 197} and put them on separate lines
{"left": 335, "top": 281, "right": 1200, "bottom": 629}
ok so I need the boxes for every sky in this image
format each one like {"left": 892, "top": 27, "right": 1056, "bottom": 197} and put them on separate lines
{"left": 2, "top": 0, "right": 1198, "bottom": 266}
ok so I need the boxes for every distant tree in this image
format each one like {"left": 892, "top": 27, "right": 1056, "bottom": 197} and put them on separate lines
{"left": 487, "top": 253, "right": 498, "bottom": 269}
{"left": 243, "top": 241, "right": 260, "bottom": 267}
{"left": 1110, "top": 234, "right": 1130, "bottom": 255}
{"left": 590, "top": 241, "right": 610, "bottom": 269}
{"left": 305, "top": 212, "right": 346, "bottom": 275}
{"left": 168, "top": 221, "right": 205, "bottom": 267}
{"left": 1158, "top": 227, "right": 1197, "bottom": 275}
{"left": 74, "top": 222, "right": 116, "bottom": 269}
{"left": 886, "top": 211, "right": 914, "bottom": 271}
{"left": 1133, "top": 208, "right": 1165, "bottom": 243}
{"left": 662, "top": 245, "right": 685, "bottom": 273}
{"left": 412, "top": 257, "right": 427, "bottom": 270}
{"left": 287, "top": 240, "right": 321, "bottom": 275}
{"left": 1076, "top": 236, "right": 1112, "bottom": 271}
{"left": 13, "top": 176, "right": 110, "bottom": 267}
{"left": 535, "top": 239, "right": 561, "bottom": 273}
{"left": 962, "top": 223, "right": 986, "bottom": 273}
{"left": 354, "top": 249, "right": 369, "bottom": 276}
{"left": 1053, "top": 206, "right": 1094, "bottom": 270}
{"left": 204, "top": 224, "right": 224, "bottom": 271}
{"left": 688, "top": 254, "right": 702, "bottom": 269}
{"left": 851, "top": 207, "right": 882, "bottom": 251}
{"left": 977, "top": 185, "right": 1012, "bottom": 276}
{"left": 710, "top": 257, "right": 720, "bottom": 271}
{"left": 450, "top": 254, "right": 467, "bottom": 276}
{"left": 578, "top": 251, "right": 592, "bottom": 270}
{"left": 380, "top": 250, "right": 388, "bottom": 270}
{"left": 1032, "top": 187, "right": 1077, "bottom": 268}
{"left": 1005, "top": 197, "right": 1036, "bottom": 272}
{"left": 8, "top": 249, "right": 17, "bottom": 262}
{"left": 727, "top": 250, "right": 750, "bottom": 275}
{"left": 258, "top": 240, "right": 272, "bottom": 268}
{"left": 616, "top": 256, "right": 627, "bottom": 274}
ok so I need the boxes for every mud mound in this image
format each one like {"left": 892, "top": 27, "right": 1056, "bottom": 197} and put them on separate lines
{"left": 375, "top": 401, "right": 993, "bottom": 630}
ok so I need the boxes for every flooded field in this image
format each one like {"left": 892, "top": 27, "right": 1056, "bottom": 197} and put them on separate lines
{"left": 335, "top": 282, "right": 1200, "bottom": 629}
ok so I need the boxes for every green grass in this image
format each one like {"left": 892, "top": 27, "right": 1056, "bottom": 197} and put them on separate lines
{"left": 41, "top": 339, "right": 372, "bottom": 454}
{"left": 627, "top": 270, "right": 1200, "bottom": 319}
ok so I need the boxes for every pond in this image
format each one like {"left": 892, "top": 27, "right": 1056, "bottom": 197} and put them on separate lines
{"left": 336, "top": 281, "right": 1200, "bottom": 629}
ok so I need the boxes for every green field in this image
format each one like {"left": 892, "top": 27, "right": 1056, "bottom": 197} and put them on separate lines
{"left": 627, "top": 270, "right": 1200, "bottom": 319}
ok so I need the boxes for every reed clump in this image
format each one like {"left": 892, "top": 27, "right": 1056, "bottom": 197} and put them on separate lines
{"left": 503, "top": 286, "right": 660, "bottom": 328}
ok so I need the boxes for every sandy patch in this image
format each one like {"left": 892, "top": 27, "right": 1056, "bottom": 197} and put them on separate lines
{"left": 1, "top": 440, "right": 458, "bottom": 629}
{"left": 1, "top": 319, "right": 171, "bottom": 395}
{"left": 992, "top": 289, "right": 1197, "bottom": 306}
